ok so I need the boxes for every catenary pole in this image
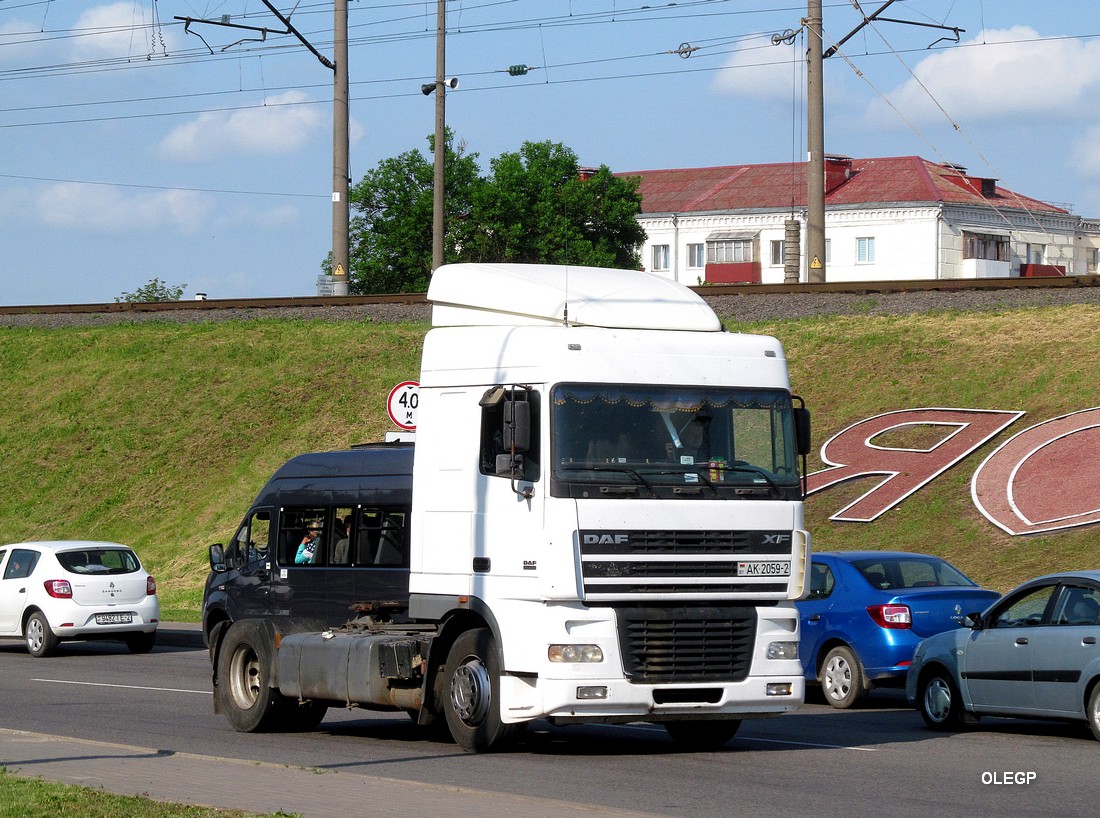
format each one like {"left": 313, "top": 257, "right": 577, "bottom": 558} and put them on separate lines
{"left": 431, "top": 0, "right": 446, "bottom": 272}
{"left": 806, "top": 0, "right": 826, "bottom": 283}
{"left": 331, "top": 0, "right": 350, "bottom": 295}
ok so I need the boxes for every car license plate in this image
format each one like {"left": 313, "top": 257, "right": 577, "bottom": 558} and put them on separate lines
{"left": 737, "top": 561, "right": 791, "bottom": 577}
{"left": 95, "top": 612, "right": 133, "bottom": 625}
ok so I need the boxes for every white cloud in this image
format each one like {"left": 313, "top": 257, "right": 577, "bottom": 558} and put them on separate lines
{"left": 711, "top": 37, "right": 802, "bottom": 99}
{"left": 156, "top": 91, "right": 325, "bottom": 162}
{"left": 1071, "top": 124, "right": 1100, "bottom": 178}
{"left": 72, "top": 2, "right": 181, "bottom": 61}
{"left": 874, "top": 27, "right": 1100, "bottom": 124}
{"left": 36, "top": 183, "right": 212, "bottom": 233}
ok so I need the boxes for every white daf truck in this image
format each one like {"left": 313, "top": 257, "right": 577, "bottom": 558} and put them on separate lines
{"left": 210, "top": 262, "right": 811, "bottom": 752}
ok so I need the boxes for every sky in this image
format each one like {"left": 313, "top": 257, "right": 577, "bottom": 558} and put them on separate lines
{"left": 1, "top": 0, "right": 1098, "bottom": 306}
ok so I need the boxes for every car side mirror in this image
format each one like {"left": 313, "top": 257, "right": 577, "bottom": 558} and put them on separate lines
{"left": 962, "top": 612, "right": 982, "bottom": 629}
{"left": 209, "top": 543, "right": 226, "bottom": 572}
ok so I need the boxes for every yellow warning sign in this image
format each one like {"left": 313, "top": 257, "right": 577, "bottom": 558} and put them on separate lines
{"left": 810, "top": 256, "right": 823, "bottom": 269}
{"left": 333, "top": 264, "right": 346, "bottom": 277}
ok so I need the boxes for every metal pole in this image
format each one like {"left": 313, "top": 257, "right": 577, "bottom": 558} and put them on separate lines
{"left": 806, "top": 0, "right": 826, "bottom": 283}
{"left": 331, "top": 0, "right": 350, "bottom": 295}
{"left": 431, "top": 0, "right": 446, "bottom": 272}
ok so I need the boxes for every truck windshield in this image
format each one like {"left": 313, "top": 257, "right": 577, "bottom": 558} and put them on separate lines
{"left": 550, "top": 384, "right": 801, "bottom": 499}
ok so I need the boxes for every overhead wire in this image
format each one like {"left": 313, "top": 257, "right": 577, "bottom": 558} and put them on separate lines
{"left": 826, "top": 17, "right": 1072, "bottom": 262}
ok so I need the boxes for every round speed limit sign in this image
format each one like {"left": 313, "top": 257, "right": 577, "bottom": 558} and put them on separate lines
{"left": 387, "top": 381, "right": 419, "bottom": 430}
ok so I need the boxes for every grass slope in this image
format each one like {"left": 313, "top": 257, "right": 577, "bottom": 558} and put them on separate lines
{"left": 1, "top": 306, "right": 1096, "bottom": 618}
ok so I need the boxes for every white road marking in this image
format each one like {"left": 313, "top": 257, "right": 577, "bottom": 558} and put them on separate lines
{"left": 33, "top": 679, "right": 210, "bottom": 695}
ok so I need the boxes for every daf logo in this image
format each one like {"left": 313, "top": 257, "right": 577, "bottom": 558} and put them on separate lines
{"left": 762, "top": 534, "right": 791, "bottom": 545}
{"left": 583, "top": 533, "right": 630, "bottom": 545}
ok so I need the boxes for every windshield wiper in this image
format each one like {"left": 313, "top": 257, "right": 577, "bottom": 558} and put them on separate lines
{"left": 713, "top": 463, "right": 783, "bottom": 497}
{"left": 584, "top": 464, "right": 659, "bottom": 497}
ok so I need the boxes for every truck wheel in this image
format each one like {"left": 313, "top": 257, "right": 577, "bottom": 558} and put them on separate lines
{"left": 217, "top": 620, "right": 282, "bottom": 732}
{"left": 25, "top": 611, "right": 59, "bottom": 658}
{"left": 281, "top": 700, "right": 328, "bottom": 732}
{"left": 664, "top": 720, "right": 741, "bottom": 750}
{"left": 443, "top": 628, "right": 518, "bottom": 752}
{"left": 820, "top": 646, "right": 868, "bottom": 709}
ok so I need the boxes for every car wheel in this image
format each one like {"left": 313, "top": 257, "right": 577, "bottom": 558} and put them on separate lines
{"left": 126, "top": 632, "right": 157, "bottom": 654}
{"left": 919, "top": 668, "right": 966, "bottom": 731}
{"left": 820, "top": 646, "right": 867, "bottom": 709}
{"left": 443, "top": 628, "right": 521, "bottom": 752}
{"left": 1087, "top": 683, "right": 1100, "bottom": 743}
{"left": 664, "top": 720, "right": 741, "bottom": 750}
{"left": 24, "top": 611, "right": 59, "bottom": 658}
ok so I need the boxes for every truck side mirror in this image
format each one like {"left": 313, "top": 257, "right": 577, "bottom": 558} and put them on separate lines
{"left": 496, "top": 452, "right": 525, "bottom": 478}
{"left": 504, "top": 397, "right": 530, "bottom": 453}
{"left": 793, "top": 406, "right": 811, "bottom": 457}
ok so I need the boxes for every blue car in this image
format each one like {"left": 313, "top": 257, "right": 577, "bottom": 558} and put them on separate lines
{"left": 797, "top": 551, "right": 1000, "bottom": 708}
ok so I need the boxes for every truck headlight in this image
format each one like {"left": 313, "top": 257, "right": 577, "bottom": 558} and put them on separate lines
{"left": 767, "top": 641, "right": 799, "bottom": 660}
{"left": 548, "top": 644, "right": 604, "bottom": 663}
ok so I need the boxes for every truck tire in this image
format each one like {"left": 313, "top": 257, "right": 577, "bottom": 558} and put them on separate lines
{"left": 216, "top": 620, "right": 283, "bottom": 732}
{"left": 664, "top": 720, "right": 741, "bottom": 750}
{"left": 443, "top": 628, "right": 519, "bottom": 752}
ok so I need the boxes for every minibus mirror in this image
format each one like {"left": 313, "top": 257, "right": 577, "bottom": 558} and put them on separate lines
{"left": 209, "top": 543, "right": 226, "bottom": 572}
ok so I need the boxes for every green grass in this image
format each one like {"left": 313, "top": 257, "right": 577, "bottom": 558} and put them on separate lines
{"left": 1, "top": 305, "right": 1098, "bottom": 618}
{"left": 0, "top": 770, "right": 293, "bottom": 818}
{"left": 723, "top": 305, "right": 1100, "bottom": 591}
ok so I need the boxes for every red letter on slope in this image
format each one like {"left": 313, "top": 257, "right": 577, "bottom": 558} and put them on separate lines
{"left": 972, "top": 407, "right": 1100, "bottom": 535}
{"left": 807, "top": 408, "right": 1023, "bottom": 522}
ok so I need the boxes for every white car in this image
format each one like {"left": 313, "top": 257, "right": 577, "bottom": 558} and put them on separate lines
{"left": 0, "top": 541, "right": 159, "bottom": 657}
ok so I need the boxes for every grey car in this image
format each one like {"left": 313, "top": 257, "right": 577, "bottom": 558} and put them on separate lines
{"left": 906, "top": 570, "right": 1100, "bottom": 741}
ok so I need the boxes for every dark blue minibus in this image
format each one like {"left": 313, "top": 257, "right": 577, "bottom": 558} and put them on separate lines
{"left": 201, "top": 443, "right": 413, "bottom": 646}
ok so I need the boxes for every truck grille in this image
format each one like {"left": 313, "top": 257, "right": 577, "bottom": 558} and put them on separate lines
{"left": 617, "top": 606, "right": 757, "bottom": 683}
{"left": 579, "top": 529, "right": 794, "bottom": 601}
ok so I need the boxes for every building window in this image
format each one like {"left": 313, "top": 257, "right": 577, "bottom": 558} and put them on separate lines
{"left": 687, "top": 243, "right": 705, "bottom": 268}
{"left": 770, "top": 240, "right": 784, "bottom": 266}
{"left": 1089, "top": 248, "right": 1099, "bottom": 273}
{"left": 652, "top": 244, "right": 670, "bottom": 271}
{"left": 856, "top": 237, "right": 875, "bottom": 264}
{"left": 825, "top": 238, "right": 831, "bottom": 264}
{"left": 708, "top": 239, "right": 753, "bottom": 264}
{"left": 963, "top": 232, "right": 1009, "bottom": 261}
{"left": 1026, "top": 243, "right": 1045, "bottom": 264}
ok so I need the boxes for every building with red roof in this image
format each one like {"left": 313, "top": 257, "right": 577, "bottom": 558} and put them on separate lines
{"left": 619, "top": 155, "right": 1096, "bottom": 284}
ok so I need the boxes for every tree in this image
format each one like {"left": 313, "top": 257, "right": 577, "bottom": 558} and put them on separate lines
{"left": 116, "top": 278, "right": 186, "bottom": 303}
{"left": 345, "top": 130, "right": 481, "bottom": 295}
{"left": 466, "top": 141, "right": 645, "bottom": 270}
{"left": 343, "top": 138, "right": 645, "bottom": 294}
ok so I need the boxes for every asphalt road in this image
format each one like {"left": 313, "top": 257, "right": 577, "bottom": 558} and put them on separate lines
{"left": 1, "top": 628, "right": 1098, "bottom": 818}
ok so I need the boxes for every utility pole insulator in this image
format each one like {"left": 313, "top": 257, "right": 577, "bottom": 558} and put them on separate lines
{"left": 507, "top": 64, "right": 529, "bottom": 76}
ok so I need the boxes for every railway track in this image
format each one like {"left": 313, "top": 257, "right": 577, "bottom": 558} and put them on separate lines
{"left": 3, "top": 275, "right": 1097, "bottom": 316}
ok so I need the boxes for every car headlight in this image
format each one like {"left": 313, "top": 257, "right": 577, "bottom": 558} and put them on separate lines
{"left": 548, "top": 644, "right": 604, "bottom": 663}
